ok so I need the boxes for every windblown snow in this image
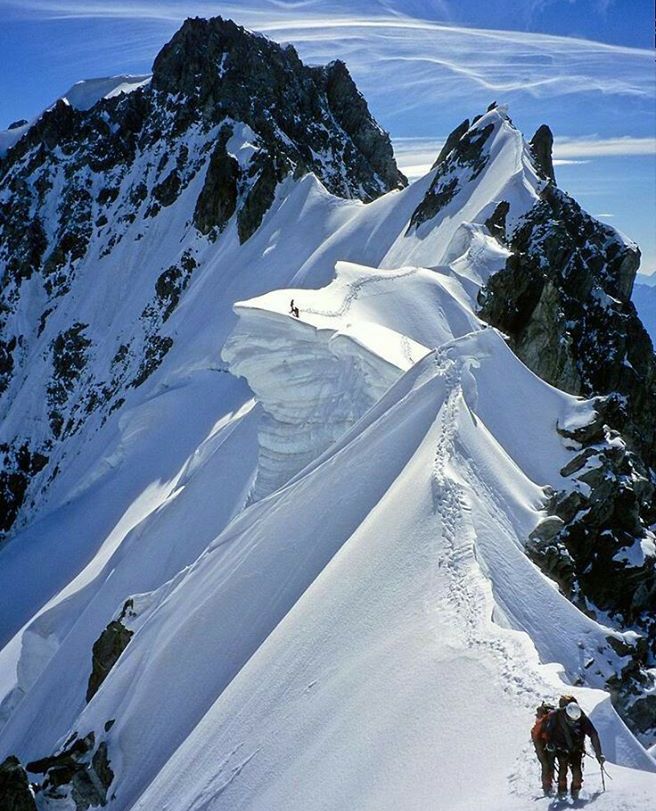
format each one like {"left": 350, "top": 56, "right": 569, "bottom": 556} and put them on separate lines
{"left": 0, "top": 75, "right": 152, "bottom": 156}
{"left": 1, "top": 105, "right": 655, "bottom": 811}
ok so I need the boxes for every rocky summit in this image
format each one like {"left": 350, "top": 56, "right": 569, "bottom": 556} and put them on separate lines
{"left": 0, "top": 16, "right": 404, "bottom": 542}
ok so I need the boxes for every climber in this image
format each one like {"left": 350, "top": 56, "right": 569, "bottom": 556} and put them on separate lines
{"left": 531, "top": 702, "right": 556, "bottom": 795}
{"left": 289, "top": 299, "right": 299, "bottom": 318}
{"left": 544, "top": 696, "right": 605, "bottom": 800}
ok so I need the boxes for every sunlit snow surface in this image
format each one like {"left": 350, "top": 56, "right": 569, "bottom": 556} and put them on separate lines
{"left": 0, "top": 109, "right": 655, "bottom": 810}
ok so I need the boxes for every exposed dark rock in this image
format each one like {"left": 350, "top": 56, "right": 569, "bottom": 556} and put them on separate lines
{"left": 607, "top": 636, "right": 656, "bottom": 742}
{"left": 154, "top": 252, "right": 198, "bottom": 321}
{"left": 131, "top": 335, "right": 174, "bottom": 388}
{"left": 27, "top": 733, "right": 95, "bottom": 775}
{"left": 152, "top": 16, "right": 405, "bottom": 210}
{"left": 8, "top": 119, "right": 28, "bottom": 130}
{"left": 478, "top": 183, "right": 655, "bottom": 468}
{"left": 193, "top": 125, "right": 239, "bottom": 235}
{"left": 484, "top": 201, "right": 510, "bottom": 243}
{"left": 153, "top": 169, "right": 182, "bottom": 207}
{"left": 528, "top": 516, "right": 564, "bottom": 544}
{"left": 51, "top": 323, "right": 92, "bottom": 384}
{"left": 556, "top": 408, "right": 606, "bottom": 445}
{"left": 0, "top": 334, "right": 17, "bottom": 394}
{"left": 525, "top": 403, "right": 656, "bottom": 741}
{"left": 87, "top": 600, "right": 135, "bottom": 701}
{"left": 530, "top": 124, "right": 555, "bottom": 183}
{"left": 0, "top": 443, "right": 49, "bottom": 536}
{"left": 432, "top": 119, "right": 469, "bottom": 170}
{"left": 0, "top": 756, "right": 37, "bottom": 811}
{"left": 237, "top": 155, "right": 284, "bottom": 243}
{"left": 47, "top": 323, "right": 93, "bottom": 437}
{"left": 322, "top": 58, "right": 404, "bottom": 194}
{"left": 27, "top": 731, "right": 114, "bottom": 810}
{"left": 91, "top": 742, "right": 114, "bottom": 795}
{"left": 0, "top": 190, "right": 48, "bottom": 284}
{"left": 409, "top": 119, "right": 495, "bottom": 231}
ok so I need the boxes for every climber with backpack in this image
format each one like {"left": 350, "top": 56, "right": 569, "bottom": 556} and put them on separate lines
{"left": 531, "top": 702, "right": 556, "bottom": 795}
{"left": 544, "top": 695, "right": 605, "bottom": 800}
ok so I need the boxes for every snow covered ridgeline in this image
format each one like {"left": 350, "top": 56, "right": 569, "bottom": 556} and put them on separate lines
{"left": 0, "top": 14, "right": 654, "bottom": 806}
{"left": 223, "top": 260, "right": 481, "bottom": 500}
{"left": 84, "top": 332, "right": 656, "bottom": 810}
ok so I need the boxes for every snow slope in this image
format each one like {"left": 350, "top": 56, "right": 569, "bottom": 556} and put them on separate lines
{"left": 0, "top": 100, "right": 654, "bottom": 811}
{"left": 78, "top": 331, "right": 656, "bottom": 810}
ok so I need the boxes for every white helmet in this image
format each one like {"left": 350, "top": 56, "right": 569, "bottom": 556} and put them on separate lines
{"left": 566, "top": 702, "right": 582, "bottom": 721}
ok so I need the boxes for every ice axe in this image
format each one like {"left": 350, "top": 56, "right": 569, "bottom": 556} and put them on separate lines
{"left": 585, "top": 752, "right": 611, "bottom": 792}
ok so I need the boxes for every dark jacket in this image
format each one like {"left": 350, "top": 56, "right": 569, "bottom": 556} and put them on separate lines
{"left": 545, "top": 708, "right": 602, "bottom": 758}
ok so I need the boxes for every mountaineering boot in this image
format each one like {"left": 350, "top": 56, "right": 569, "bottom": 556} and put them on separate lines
{"left": 571, "top": 789, "right": 580, "bottom": 801}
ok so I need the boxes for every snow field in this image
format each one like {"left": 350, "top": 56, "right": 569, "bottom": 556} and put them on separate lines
{"left": 0, "top": 105, "right": 653, "bottom": 811}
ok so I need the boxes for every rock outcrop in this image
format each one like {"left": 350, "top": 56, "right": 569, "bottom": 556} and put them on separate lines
{"left": 151, "top": 17, "right": 404, "bottom": 209}
{"left": 86, "top": 599, "right": 135, "bottom": 702}
{"left": 478, "top": 183, "right": 655, "bottom": 470}
{"left": 529, "top": 123, "right": 555, "bottom": 183}
{"left": 26, "top": 731, "right": 114, "bottom": 810}
{"left": 408, "top": 117, "right": 494, "bottom": 231}
{"left": 527, "top": 402, "right": 656, "bottom": 741}
{"left": 0, "top": 756, "right": 37, "bottom": 811}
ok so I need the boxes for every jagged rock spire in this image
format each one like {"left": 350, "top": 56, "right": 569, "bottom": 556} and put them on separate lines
{"left": 530, "top": 124, "right": 555, "bottom": 183}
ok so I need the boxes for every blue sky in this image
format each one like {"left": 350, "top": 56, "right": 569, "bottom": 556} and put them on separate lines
{"left": 1, "top": 1, "right": 654, "bottom": 271}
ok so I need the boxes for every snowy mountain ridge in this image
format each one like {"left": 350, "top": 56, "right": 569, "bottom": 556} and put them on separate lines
{"left": 0, "top": 15, "right": 404, "bottom": 541}
{"left": 0, "top": 15, "right": 655, "bottom": 811}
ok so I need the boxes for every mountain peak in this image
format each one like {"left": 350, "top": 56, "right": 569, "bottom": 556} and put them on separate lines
{"left": 149, "top": 15, "right": 405, "bottom": 211}
{"left": 151, "top": 16, "right": 278, "bottom": 98}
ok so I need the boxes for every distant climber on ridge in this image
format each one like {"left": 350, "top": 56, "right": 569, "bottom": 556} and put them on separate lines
{"left": 289, "top": 299, "right": 299, "bottom": 318}
{"left": 543, "top": 696, "right": 605, "bottom": 800}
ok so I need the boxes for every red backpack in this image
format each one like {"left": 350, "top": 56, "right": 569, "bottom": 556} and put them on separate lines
{"left": 531, "top": 703, "right": 555, "bottom": 745}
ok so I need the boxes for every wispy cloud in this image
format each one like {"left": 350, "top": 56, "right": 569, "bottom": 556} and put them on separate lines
{"left": 393, "top": 135, "right": 655, "bottom": 179}
{"left": 6, "top": 1, "right": 652, "bottom": 102}
{"left": 554, "top": 136, "right": 656, "bottom": 158}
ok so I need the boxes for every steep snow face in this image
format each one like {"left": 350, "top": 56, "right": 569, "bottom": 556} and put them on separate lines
{"left": 383, "top": 107, "right": 542, "bottom": 269}
{"left": 0, "top": 16, "right": 406, "bottom": 543}
{"left": 223, "top": 260, "right": 481, "bottom": 499}
{"left": 18, "top": 330, "right": 654, "bottom": 811}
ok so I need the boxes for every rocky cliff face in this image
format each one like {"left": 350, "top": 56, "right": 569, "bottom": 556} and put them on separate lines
{"left": 0, "top": 755, "right": 37, "bottom": 810}
{"left": 477, "top": 130, "right": 654, "bottom": 467}
{"left": 0, "top": 16, "right": 404, "bottom": 541}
